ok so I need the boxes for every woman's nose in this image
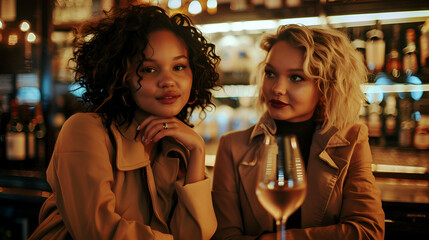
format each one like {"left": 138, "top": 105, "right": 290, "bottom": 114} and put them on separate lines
{"left": 159, "top": 71, "right": 176, "bottom": 88}
{"left": 272, "top": 78, "right": 287, "bottom": 95}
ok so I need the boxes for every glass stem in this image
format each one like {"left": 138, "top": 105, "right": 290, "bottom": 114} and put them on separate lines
{"left": 276, "top": 219, "right": 287, "bottom": 240}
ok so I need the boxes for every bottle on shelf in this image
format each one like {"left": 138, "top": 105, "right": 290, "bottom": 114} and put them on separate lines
{"left": 366, "top": 20, "right": 386, "bottom": 75}
{"left": 264, "top": 0, "right": 282, "bottom": 9}
{"left": 403, "top": 28, "right": 419, "bottom": 75}
{"left": 383, "top": 94, "right": 399, "bottom": 144}
{"left": 351, "top": 27, "right": 366, "bottom": 65}
{"left": 5, "top": 99, "right": 26, "bottom": 166}
{"left": 35, "top": 102, "right": 47, "bottom": 167}
{"left": 367, "top": 100, "right": 383, "bottom": 145}
{"left": 0, "top": 93, "right": 6, "bottom": 162}
{"left": 420, "top": 19, "right": 429, "bottom": 74}
{"left": 22, "top": 104, "right": 36, "bottom": 163}
{"left": 398, "top": 95, "right": 415, "bottom": 148}
{"left": 414, "top": 115, "right": 429, "bottom": 150}
{"left": 386, "top": 24, "right": 402, "bottom": 80}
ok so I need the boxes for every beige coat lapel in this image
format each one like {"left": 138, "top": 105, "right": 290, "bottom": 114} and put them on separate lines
{"left": 302, "top": 127, "right": 350, "bottom": 227}
{"left": 238, "top": 114, "right": 276, "bottom": 231}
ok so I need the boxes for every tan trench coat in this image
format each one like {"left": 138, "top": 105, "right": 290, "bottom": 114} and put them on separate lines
{"left": 29, "top": 113, "right": 217, "bottom": 240}
{"left": 212, "top": 113, "right": 385, "bottom": 240}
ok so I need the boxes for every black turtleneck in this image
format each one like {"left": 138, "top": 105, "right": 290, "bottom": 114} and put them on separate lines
{"left": 274, "top": 118, "right": 317, "bottom": 230}
{"left": 274, "top": 118, "right": 316, "bottom": 168}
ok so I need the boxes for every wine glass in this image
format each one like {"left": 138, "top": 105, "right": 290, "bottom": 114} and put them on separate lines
{"left": 255, "top": 134, "right": 307, "bottom": 240}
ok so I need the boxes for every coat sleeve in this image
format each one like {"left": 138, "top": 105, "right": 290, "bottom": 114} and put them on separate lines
{"left": 211, "top": 134, "right": 261, "bottom": 240}
{"left": 44, "top": 114, "right": 173, "bottom": 240}
{"left": 169, "top": 178, "right": 217, "bottom": 240}
{"left": 287, "top": 125, "right": 385, "bottom": 240}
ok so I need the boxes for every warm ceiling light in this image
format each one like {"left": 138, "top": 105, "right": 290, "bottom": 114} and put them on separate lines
{"left": 207, "top": 0, "right": 217, "bottom": 14}
{"left": 20, "top": 20, "right": 30, "bottom": 32}
{"left": 188, "top": 0, "right": 202, "bottom": 15}
{"left": 26, "top": 32, "right": 36, "bottom": 43}
{"left": 168, "top": 0, "right": 181, "bottom": 9}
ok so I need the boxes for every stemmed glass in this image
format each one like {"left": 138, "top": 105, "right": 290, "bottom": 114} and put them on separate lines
{"left": 255, "top": 134, "right": 307, "bottom": 240}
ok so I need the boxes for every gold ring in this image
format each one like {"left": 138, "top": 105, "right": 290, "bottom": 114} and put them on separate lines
{"left": 163, "top": 122, "right": 168, "bottom": 130}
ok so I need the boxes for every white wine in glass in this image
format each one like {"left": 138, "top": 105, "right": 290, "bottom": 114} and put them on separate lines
{"left": 256, "top": 135, "right": 307, "bottom": 240}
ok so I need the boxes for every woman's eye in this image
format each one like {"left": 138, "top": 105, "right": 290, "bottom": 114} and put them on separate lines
{"left": 290, "top": 74, "right": 304, "bottom": 82}
{"left": 141, "top": 67, "right": 156, "bottom": 73}
{"left": 173, "top": 65, "right": 187, "bottom": 71}
{"left": 264, "top": 69, "right": 276, "bottom": 78}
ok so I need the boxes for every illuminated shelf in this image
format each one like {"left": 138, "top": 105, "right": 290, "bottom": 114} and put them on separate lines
{"left": 213, "top": 84, "right": 429, "bottom": 98}
{"left": 197, "top": 10, "right": 429, "bottom": 34}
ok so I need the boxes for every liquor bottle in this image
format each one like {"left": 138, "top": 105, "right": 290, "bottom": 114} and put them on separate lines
{"left": 366, "top": 20, "right": 386, "bottom": 74}
{"left": 386, "top": 25, "right": 402, "bottom": 80}
{"left": 414, "top": 114, "right": 429, "bottom": 150}
{"left": 403, "top": 28, "right": 419, "bottom": 75}
{"left": 420, "top": 19, "right": 429, "bottom": 74}
{"left": 398, "top": 96, "right": 414, "bottom": 148}
{"left": 264, "top": 0, "right": 282, "bottom": 9}
{"left": 5, "top": 99, "right": 26, "bottom": 165}
{"left": 383, "top": 94, "right": 398, "bottom": 145}
{"left": 34, "top": 102, "right": 47, "bottom": 167}
{"left": 367, "top": 101, "right": 383, "bottom": 145}
{"left": 351, "top": 27, "right": 366, "bottom": 65}
{"left": 0, "top": 94, "right": 6, "bottom": 162}
{"left": 22, "top": 104, "right": 36, "bottom": 163}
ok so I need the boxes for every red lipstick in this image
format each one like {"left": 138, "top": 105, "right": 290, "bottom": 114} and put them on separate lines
{"left": 157, "top": 92, "right": 180, "bottom": 104}
{"left": 269, "top": 99, "right": 288, "bottom": 108}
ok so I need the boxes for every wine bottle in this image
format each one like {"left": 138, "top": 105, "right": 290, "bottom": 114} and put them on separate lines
{"left": 366, "top": 20, "right": 386, "bottom": 74}
{"left": 5, "top": 99, "right": 26, "bottom": 165}
{"left": 351, "top": 27, "right": 366, "bottom": 65}
{"left": 35, "top": 102, "right": 47, "bottom": 167}
{"left": 398, "top": 96, "right": 414, "bottom": 148}
{"left": 383, "top": 94, "right": 398, "bottom": 145}
{"left": 367, "top": 101, "right": 383, "bottom": 145}
{"left": 22, "top": 104, "right": 36, "bottom": 163}
{"left": 264, "top": 0, "right": 282, "bottom": 9}
{"left": 0, "top": 93, "right": 6, "bottom": 162}
{"left": 403, "top": 28, "right": 419, "bottom": 75}
{"left": 420, "top": 19, "right": 429, "bottom": 74}
{"left": 386, "top": 25, "right": 402, "bottom": 79}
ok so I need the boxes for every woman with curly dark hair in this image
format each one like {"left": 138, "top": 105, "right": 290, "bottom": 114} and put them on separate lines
{"left": 29, "top": 4, "right": 220, "bottom": 240}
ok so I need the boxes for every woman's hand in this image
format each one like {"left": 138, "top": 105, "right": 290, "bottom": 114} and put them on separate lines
{"left": 137, "top": 116, "right": 205, "bottom": 184}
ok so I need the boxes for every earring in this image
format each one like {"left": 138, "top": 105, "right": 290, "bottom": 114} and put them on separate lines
{"left": 188, "top": 89, "right": 199, "bottom": 105}
{"left": 122, "top": 95, "right": 130, "bottom": 107}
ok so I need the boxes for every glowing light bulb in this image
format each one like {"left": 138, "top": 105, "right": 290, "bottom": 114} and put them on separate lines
{"left": 207, "top": 0, "right": 217, "bottom": 14}
{"left": 188, "top": 0, "right": 202, "bottom": 15}
{"left": 168, "top": 0, "right": 181, "bottom": 9}
{"left": 20, "top": 20, "right": 30, "bottom": 32}
{"left": 27, "top": 32, "right": 36, "bottom": 43}
{"left": 207, "top": 0, "right": 217, "bottom": 9}
{"left": 0, "top": 20, "right": 4, "bottom": 29}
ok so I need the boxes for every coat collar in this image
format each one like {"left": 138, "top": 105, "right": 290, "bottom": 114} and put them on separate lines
{"left": 110, "top": 120, "right": 189, "bottom": 171}
{"left": 249, "top": 112, "right": 350, "bottom": 153}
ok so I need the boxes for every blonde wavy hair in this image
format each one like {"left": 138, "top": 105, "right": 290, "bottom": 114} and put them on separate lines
{"left": 257, "top": 24, "right": 368, "bottom": 133}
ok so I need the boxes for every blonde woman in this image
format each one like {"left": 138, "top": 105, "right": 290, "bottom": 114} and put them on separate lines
{"left": 212, "top": 24, "right": 385, "bottom": 240}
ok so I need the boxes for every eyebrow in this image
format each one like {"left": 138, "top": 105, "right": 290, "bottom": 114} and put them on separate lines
{"left": 265, "top": 63, "right": 304, "bottom": 72}
{"left": 144, "top": 55, "right": 188, "bottom": 62}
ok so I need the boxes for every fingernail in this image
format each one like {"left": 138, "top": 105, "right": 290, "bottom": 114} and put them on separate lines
{"left": 141, "top": 136, "right": 145, "bottom": 142}
{"left": 137, "top": 125, "right": 141, "bottom": 131}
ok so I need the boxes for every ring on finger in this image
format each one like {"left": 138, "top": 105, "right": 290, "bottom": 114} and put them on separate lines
{"left": 163, "top": 122, "right": 168, "bottom": 130}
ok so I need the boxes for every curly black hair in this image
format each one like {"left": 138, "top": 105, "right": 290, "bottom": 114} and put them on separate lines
{"left": 71, "top": 4, "right": 220, "bottom": 129}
